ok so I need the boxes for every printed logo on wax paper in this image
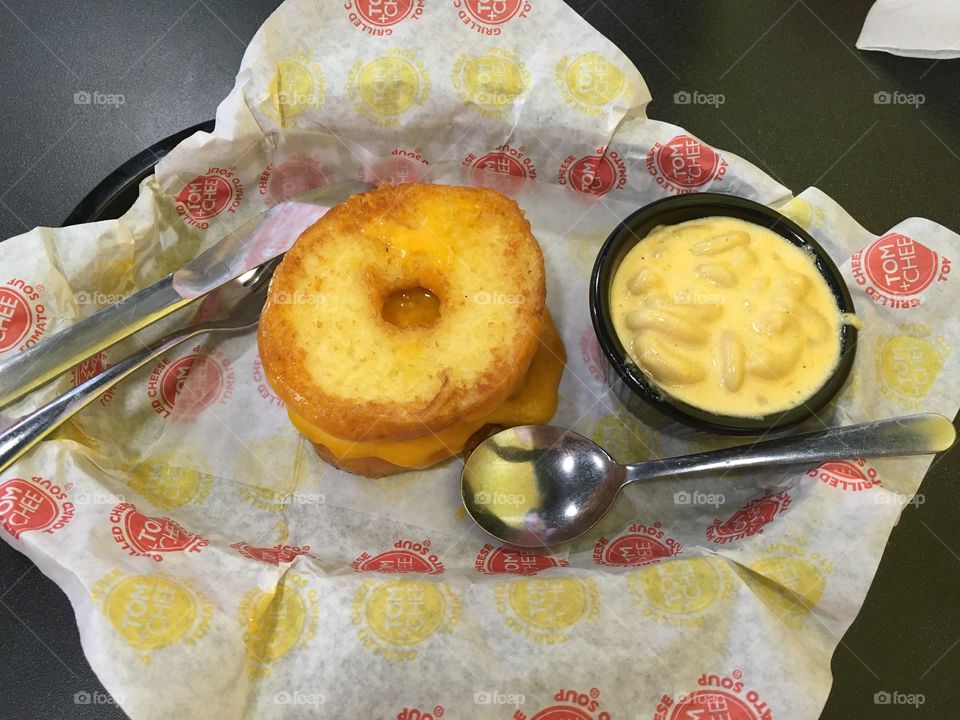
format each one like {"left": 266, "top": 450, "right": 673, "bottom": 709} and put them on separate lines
{"left": 514, "top": 687, "right": 609, "bottom": 720}
{"left": 347, "top": 49, "right": 430, "bottom": 126}
{"left": 397, "top": 705, "right": 446, "bottom": 720}
{"left": 344, "top": 0, "right": 424, "bottom": 35}
{"left": 258, "top": 156, "right": 333, "bottom": 207}
{"left": 777, "top": 196, "right": 827, "bottom": 235}
{"left": 593, "top": 522, "right": 682, "bottom": 567}
{"left": 851, "top": 233, "right": 950, "bottom": 309}
{"left": 807, "top": 459, "right": 881, "bottom": 492}
{"left": 876, "top": 324, "right": 951, "bottom": 408}
{"left": 145, "top": 345, "right": 235, "bottom": 421}
{"left": 579, "top": 327, "right": 605, "bottom": 382}
{"left": 232, "top": 541, "right": 312, "bottom": 565}
{"left": 70, "top": 351, "right": 116, "bottom": 408}
{"left": 452, "top": 48, "right": 531, "bottom": 118}
{"left": 91, "top": 569, "right": 212, "bottom": 662}
{"left": 268, "top": 55, "right": 326, "bottom": 124}
{"left": 627, "top": 556, "right": 736, "bottom": 628}
{"left": 738, "top": 540, "right": 833, "bottom": 628}
{"left": 240, "top": 572, "right": 319, "bottom": 676}
{"left": 590, "top": 414, "right": 663, "bottom": 463}
{"left": 352, "top": 537, "right": 445, "bottom": 574}
{"left": 556, "top": 52, "right": 631, "bottom": 116}
{"left": 558, "top": 146, "right": 627, "bottom": 197}
{"left": 71, "top": 349, "right": 120, "bottom": 412}
{"left": 360, "top": 147, "right": 431, "bottom": 185}
{"left": 0, "top": 279, "right": 47, "bottom": 354}
{"left": 237, "top": 485, "right": 288, "bottom": 511}
{"left": 646, "top": 135, "right": 728, "bottom": 195}
{"left": 0, "top": 475, "right": 75, "bottom": 539}
{"left": 126, "top": 457, "right": 213, "bottom": 510}
{"left": 706, "top": 489, "right": 791, "bottom": 545}
{"left": 566, "top": 231, "right": 606, "bottom": 279}
{"left": 463, "top": 144, "right": 537, "bottom": 195}
{"left": 175, "top": 168, "right": 244, "bottom": 229}
{"left": 654, "top": 671, "right": 774, "bottom": 720}
{"left": 252, "top": 355, "right": 283, "bottom": 408}
{"left": 495, "top": 576, "right": 599, "bottom": 644}
{"left": 475, "top": 543, "right": 567, "bottom": 575}
{"left": 109, "top": 502, "right": 207, "bottom": 561}
{"left": 353, "top": 579, "right": 461, "bottom": 662}
{"left": 454, "top": 0, "right": 531, "bottom": 34}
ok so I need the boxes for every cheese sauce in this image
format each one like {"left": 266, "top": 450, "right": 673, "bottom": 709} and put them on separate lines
{"left": 610, "top": 216, "right": 845, "bottom": 417}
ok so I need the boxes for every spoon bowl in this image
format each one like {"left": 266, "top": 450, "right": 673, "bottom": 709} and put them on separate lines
{"left": 461, "top": 414, "right": 956, "bottom": 548}
{"left": 461, "top": 425, "right": 625, "bottom": 547}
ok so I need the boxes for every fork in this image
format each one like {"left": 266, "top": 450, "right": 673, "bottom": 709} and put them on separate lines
{"left": 0, "top": 257, "right": 279, "bottom": 474}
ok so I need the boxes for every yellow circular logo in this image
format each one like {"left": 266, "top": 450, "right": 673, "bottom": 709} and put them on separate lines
{"left": 348, "top": 51, "right": 430, "bottom": 126}
{"left": 93, "top": 571, "right": 212, "bottom": 658}
{"left": 126, "top": 457, "right": 212, "bottom": 509}
{"left": 240, "top": 572, "right": 318, "bottom": 673}
{"left": 591, "top": 414, "right": 662, "bottom": 463}
{"left": 778, "top": 197, "right": 813, "bottom": 230}
{"left": 749, "top": 557, "right": 826, "bottom": 620}
{"left": 268, "top": 56, "right": 326, "bottom": 124}
{"left": 566, "top": 231, "right": 606, "bottom": 278}
{"left": 453, "top": 49, "right": 531, "bottom": 118}
{"left": 877, "top": 327, "right": 950, "bottom": 406}
{"left": 353, "top": 579, "right": 460, "bottom": 661}
{"left": 556, "top": 53, "right": 629, "bottom": 114}
{"left": 630, "top": 557, "right": 729, "bottom": 617}
{"left": 496, "top": 577, "right": 599, "bottom": 644}
{"left": 236, "top": 483, "right": 290, "bottom": 512}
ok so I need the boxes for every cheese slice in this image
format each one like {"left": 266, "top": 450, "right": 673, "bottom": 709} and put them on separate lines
{"left": 289, "top": 310, "right": 565, "bottom": 469}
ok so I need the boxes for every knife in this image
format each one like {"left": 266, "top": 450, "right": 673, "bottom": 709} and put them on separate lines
{"left": 0, "top": 180, "right": 372, "bottom": 409}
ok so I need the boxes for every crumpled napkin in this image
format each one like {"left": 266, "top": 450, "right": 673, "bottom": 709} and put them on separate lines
{"left": 857, "top": 0, "right": 960, "bottom": 58}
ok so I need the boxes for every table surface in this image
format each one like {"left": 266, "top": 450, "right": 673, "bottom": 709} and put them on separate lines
{"left": 1, "top": 1, "right": 959, "bottom": 718}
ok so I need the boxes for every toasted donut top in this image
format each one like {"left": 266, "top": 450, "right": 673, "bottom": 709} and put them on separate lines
{"left": 258, "top": 183, "right": 546, "bottom": 441}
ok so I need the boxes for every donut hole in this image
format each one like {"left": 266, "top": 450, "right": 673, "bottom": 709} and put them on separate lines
{"left": 381, "top": 286, "right": 441, "bottom": 329}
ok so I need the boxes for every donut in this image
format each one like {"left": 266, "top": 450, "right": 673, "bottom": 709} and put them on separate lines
{"left": 257, "top": 183, "right": 564, "bottom": 476}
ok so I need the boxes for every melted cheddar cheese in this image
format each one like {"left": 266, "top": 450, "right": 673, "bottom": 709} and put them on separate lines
{"left": 290, "top": 310, "right": 565, "bottom": 468}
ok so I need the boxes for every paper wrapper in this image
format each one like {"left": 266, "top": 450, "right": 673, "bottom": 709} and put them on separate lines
{"left": 1, "top": 2, "right": 958, "bottom": 718}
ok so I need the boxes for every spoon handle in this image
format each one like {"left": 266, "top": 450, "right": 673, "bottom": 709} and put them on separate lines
{"left": 623, "top": 413, "right": 956, "bottom": 484}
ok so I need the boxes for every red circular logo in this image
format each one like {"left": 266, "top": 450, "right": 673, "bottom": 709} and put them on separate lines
{"left": 669, "top": 690, "right": 755, "bottom": 720}
{"left": 71, "top": 352, "right": 107, "bottom": 387}
{"left": 463, "top": 0, "right": 524, "bottom": 24}
{"left": 357, "top": 550, "right": 437, "bottom": 573}
{"left": 0, "top": 478, "right": 60, "bottom": 539}
{"left": 601, "top": 534, "right": 673, "bottom": 566}
{"left": 530, "top": 707, "right": 593, "bottom": 720}
{"left": 474, "top": 151, "right": 526, "bottom": 177}
{"left": 655, "top": 135, "right": 721, "bottom": 188}
{"left": 355, "top": 0, "right": 414, "bottom": 26}
{"left": 820, "top": 461, "right": 865, "bottom": 484}
{"left": 579, "top": 327, "right": 604, "bottom": 381}
{"left": 371, "top": 156, "right": 426, "bottom": 185}
{"left": 863, "top": 233, "right": 939, "bottom": 296}
{"left": 568, "top": 154, "right": 618, "bottom": 195}
{"left": 0, "top": 287, "right": 31, "bottom": 352}
{"left": 266, "top": 159, "right": 328, "bottom": 206}
{"left": 470, "top": 150, "right": 531, "bottom": 194}
{"left": 160, "top": 355, "right": 224, "bottom": 414}
{"left": 176, "top": 175, "right": 235, "bottom": 220}
{"left": 479, "top": 545, "right": 563, "bottom": 575}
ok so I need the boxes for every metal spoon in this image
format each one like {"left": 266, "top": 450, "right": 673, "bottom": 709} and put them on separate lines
{"left": 461, "top": 414, "right": 956, "bottom": 548}
{"left": 0, "top": 258, "right": 279, "bottom": 474}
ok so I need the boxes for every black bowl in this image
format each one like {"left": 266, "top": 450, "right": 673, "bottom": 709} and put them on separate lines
{"left": 589, "top": 192, "right": 858, "bottom": 435}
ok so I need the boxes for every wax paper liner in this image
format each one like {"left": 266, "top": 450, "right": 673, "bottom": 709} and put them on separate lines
{"left": 1, "top": 2, "right": 958, "bottom": 719}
